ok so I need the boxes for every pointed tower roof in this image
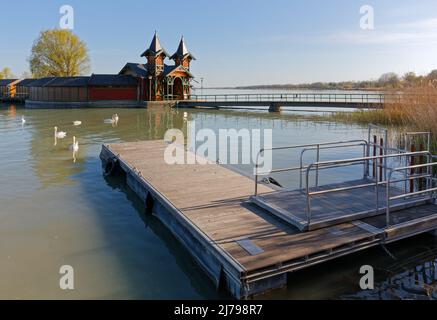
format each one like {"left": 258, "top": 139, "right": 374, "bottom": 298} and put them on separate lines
{"left": 170, "top": 36, "right": 196, "bottom": 61}
{"left": 141, "top": 32, "right": 169, "bottom": 58}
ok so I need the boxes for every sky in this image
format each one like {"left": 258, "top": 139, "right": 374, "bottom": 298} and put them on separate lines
{"left": 1, "top": 0, "right": 437, "bottom": 87}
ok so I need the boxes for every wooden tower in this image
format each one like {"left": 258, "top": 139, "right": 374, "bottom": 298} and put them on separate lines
{"left": 141, "top": 31, "right": 169, "bottom": 76}
{"left": 170, "top": 36, "right": 196, "bottom": 70}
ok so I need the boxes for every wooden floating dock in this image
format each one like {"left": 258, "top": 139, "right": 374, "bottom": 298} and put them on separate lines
{"left": 100, "top": 140, "right": 437, "bottom": 299}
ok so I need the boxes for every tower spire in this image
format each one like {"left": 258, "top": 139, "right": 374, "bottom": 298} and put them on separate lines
{"left": 170, "top": 36, "right": 196, "bottom": 61}
{"left": 141, "top": 31, "right": 169, "bottom": 58}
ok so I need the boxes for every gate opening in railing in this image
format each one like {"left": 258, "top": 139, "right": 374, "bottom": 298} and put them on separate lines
{"left": 251, "top": 125, "right": 436, "bottom": 232}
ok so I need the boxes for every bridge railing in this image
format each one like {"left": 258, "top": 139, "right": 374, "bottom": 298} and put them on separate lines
{"left": 188, "top": 93, "right": 394, "bottom": 104}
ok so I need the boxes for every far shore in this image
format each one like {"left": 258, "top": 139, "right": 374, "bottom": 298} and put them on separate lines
{"left": 194, "top": 86, "right": 388, "bottom": 92}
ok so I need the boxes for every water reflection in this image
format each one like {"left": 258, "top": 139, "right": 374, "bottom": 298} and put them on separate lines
{"left": 0, "top": 102, "right": 436, "bottom": 299}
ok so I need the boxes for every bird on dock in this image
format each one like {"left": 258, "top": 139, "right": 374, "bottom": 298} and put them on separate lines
{"left": 73, "top": 121, "right": 82, "bottom": 126}
{"left": 262, "top": 177, "right": 283, "bottom": 188}
{"left": 54, "top": 126, "right": 67, "bottom": 139}
{"left": 68, "top": 136, "right": 79, "bottom": 152}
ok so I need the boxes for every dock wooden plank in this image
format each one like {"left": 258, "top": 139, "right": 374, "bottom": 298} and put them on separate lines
{"left": 105, "top": 140, "right": 378, "bottom": 275}
{"left": 101, "top": 140, "right": 437, "bottom": 298}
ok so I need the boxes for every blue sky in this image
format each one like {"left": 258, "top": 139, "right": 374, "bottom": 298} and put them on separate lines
{"left": 1, "top": 0, "right": 437, "bottom": 86}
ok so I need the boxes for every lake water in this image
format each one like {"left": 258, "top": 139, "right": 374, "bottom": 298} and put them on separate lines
{"left": 0, "top": 103, "right": 436, "bottom": 300}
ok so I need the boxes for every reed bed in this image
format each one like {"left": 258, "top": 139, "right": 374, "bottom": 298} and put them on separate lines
{"left": 330, "top": 86, "right": 437, "bottom": 134}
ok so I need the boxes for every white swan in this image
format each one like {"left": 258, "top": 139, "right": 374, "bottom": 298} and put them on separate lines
{"left": 73, "top": 121, "right": 82, "bottom": 126}
{"left": 104, "top": 118, "right": 115, "bottom": 124}
{"left": 21, "top": 116, "right": 26, "bottom": 125}
{"left": 104, "top": 114, "right": 119, "bottom": 124}
{"left": 54, "top": 126, "right": 67, "bottom": 139}
{"left": 69, "top": 136, "right": 79, "bottom": 152}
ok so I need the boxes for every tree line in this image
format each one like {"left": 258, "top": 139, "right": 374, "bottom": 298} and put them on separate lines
{"left": 235, "top": 70, "right": 437, "bottom": 91}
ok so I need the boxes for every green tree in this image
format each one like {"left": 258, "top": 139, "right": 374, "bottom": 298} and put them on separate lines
{"left": 29, "top": 29, "right": 90, "bottom": 78}
{"left": 0, "top": 67, "right": 15, "bottom": 79}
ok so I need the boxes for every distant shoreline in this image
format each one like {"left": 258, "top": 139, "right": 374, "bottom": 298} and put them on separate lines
{"left": 194, "top": 86, "right": 386, "bottom": 92}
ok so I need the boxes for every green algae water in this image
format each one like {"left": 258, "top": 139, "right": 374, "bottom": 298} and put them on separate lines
{"left": 0, "top": 103, "right": 436, "bottom": 300}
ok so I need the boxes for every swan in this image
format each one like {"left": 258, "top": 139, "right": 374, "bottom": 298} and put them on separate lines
{"left": 54, "top": 126, "right": 67, "bottom": 139}
{"left": 21, "top": 116, "right": 26, "bottom": 125}
{"left": 69, "top": 136, "right": 79, "bottom": 152}
{"left": 73, "top": 121, "right": 82, "bottom": 126}
{"left": 104, "top": 114, "right": 118, "bottom": 124}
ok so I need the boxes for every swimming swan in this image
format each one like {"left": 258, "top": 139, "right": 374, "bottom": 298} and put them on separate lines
{"left": 69, "top": 136, "right": 79, "bottom": 152}
{"left": 73, "top": 121, "right": 82, "bottom": 126}
{"left": 54, "top": 126, "right": 67, "bottom": 139}
{"left": 104, "top": 116, "right": 115, "bottom": 124}
{"left": 104, "top": 114, "right": 119, "bottom": 124}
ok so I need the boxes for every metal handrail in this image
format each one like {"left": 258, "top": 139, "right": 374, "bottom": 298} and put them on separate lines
{"left": 386, "top": 162, "right": 437, "bottom": 227}
{"left": 254, "top": 139, "right": 369, "bottom": 195}
{"left": 299, "top": 141, "right": 368, "bottom": 188}
{"left": 304, "top": 151, "right": 432, "bottom": 226}
{"left": 189, "top": 93, "right": 392, "bottom": 104}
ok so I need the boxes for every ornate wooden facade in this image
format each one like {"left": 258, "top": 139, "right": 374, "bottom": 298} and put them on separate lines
{"left": 119, "top": 32, "right": 195, "bottom": 101}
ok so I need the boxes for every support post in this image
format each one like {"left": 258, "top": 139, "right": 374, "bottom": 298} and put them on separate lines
{"left": 410, "top": 144, "right": 416, "bottom": 193}
{"left": 379, "top": 137, "right": 384, "bottom": 182}
{"left": 373, "top": 135, "right": 377, "bottom": 178}
{"left": 269, "top": 102, "right": 283, "bottom": 112}
{"left": 419, "top": 144, "right": 425, "bottom": 191}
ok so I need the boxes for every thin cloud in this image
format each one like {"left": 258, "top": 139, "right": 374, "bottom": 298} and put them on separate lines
{"left": 325, "top": 30, "right": 437, "bottom": 45}
{"left": 260, "top": 17, "right": 437, "bottom": 46}
{"left": 395, "top": 18, "right": 437, "bottom": 29}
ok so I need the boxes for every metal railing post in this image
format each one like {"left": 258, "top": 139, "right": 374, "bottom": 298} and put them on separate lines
{"left": 375, "top": 156, "right": 379, "bottom": 214}
{"left": 306, "top": 165, "right": 312, "bottom": 227}
{"left": 316, "top": 144, "right": 320, "bottom": 187}
{"left": 386, "top": 172, "right": 391, "bottom": 227}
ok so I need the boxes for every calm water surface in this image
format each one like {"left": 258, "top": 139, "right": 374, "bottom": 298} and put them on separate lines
{"left": 0, "top": 103, "right": 436, "bottom": 300}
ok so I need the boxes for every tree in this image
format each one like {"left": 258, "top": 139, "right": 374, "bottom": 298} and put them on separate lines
{"left": 29, "top": 29, "right": 90, "bottom": 78}
{"left": 0, "top": 67, "right": 15, "bottom": 79}
{"left": 402, "top": 72, "right": 418, "bottom": 87}
{"left": 428, "top": 70, "right": 437, "bottom": 81}
{"left": 379, "top": 72, "right": 400, "bottom": 88}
